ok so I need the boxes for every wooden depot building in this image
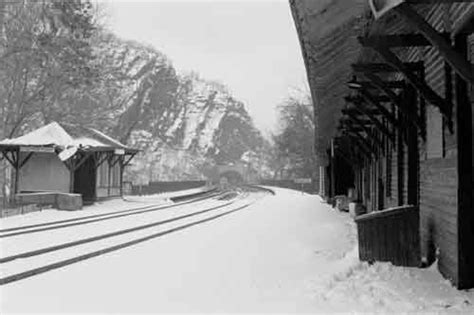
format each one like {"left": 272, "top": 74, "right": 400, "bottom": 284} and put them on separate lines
{"left": 290, "top": 0, "right": 474, "bottom": 289}
{"left": 0, "top": 122, "right": 138, "bottom": 207}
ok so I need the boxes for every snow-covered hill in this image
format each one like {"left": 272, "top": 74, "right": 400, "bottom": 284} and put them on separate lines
{"left": 89, "top": 34, "right": 264, "bottom": 182}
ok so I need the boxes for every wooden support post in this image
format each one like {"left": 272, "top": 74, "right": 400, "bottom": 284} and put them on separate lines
{"left": 394, "top": 3, "right": 474, "bottom": 84}
{"left": 330, "top": 140, "right": 335, "bottom": 198}
{"left": 405, "top": 85, "right": 419, "bottom": 206}
{"left": 397, "top": 114, "right": 405, "bottom": 207}
{"left": 107, "top": 154, "right": 112, "bottom": 197}
{"left": 120, "top": 156, "right": 124, "bottom": 197}
{"left": 13, "top": 149, "right": 19, "bottom": 194}
{"left": 454, "top": 33, "right": 474, "bottom": 289}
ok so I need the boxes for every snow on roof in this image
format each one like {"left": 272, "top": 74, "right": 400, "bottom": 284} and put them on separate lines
{"left": 0, "top": 122, "right": 137, "bottom": 152}
{"left": 0, "top": 122, "right": 73, "bottom": 147}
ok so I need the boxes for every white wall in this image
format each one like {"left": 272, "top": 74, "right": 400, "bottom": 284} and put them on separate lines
{"left": 19, "top": 152, "right": 70, "bottom": 193}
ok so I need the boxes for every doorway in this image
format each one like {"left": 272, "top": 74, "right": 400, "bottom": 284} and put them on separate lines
{"left": 73, "top": 155, "right": 96, "bottom": 204}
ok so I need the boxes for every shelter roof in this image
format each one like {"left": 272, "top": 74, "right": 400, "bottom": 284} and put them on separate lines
{"left": 290, "top": 0, "right": 371, "bottom": 164}
{"left": 0, "top": 122, "right": 138, "bottom": 153}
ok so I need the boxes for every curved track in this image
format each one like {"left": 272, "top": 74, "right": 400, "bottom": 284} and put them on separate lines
{"left": 0, "top": 186, "right": 271, "bottom": 286}
{"left": 0, "top": 189, "right": 223, "bottom": 238}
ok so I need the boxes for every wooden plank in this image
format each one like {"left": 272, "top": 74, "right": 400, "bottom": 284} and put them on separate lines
{"left": 352, "top": 62, "right": 423, "bottom": 73}
{"left": 395, "top": 3, "right": 474, "bottom": 83}
{"left": 359, "top": 33, "right": 449, "bottom": 48}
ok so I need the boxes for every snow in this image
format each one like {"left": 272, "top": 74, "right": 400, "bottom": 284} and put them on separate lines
{"left": 0, "top": 187, "right": 208, "bottom": 231}
{"left": 0, "top": 122, "right": 73, "bottom": 146}
{"left": 1, "top": 187, "right": 473, "bottom": 313}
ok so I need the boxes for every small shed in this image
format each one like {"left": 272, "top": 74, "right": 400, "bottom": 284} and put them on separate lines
{"left": 0, "top": 122, "right": 138, "bottom": 205}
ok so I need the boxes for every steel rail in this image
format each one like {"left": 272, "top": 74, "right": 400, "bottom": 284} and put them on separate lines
{"left": 0, "top": 199, "right": 261, "bottom": 286}
{"left": 0, "top": 191, "right": 227, "bottom": 239}
{"left": 0, "top": 189, "right": 221, "bottom": 234}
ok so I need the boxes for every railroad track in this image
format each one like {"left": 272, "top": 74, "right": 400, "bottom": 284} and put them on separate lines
{"left": 0, "top": 187, "right": 270, "bottom": 286}
{"left": 0, "top": 189, "right": 224, "bottom": 238}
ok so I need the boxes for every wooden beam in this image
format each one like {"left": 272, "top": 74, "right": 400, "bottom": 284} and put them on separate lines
{"left": 18, "top": 153, "right": 33, "bottom": 169}
{"left": 123, "top": 153, "right": 137, "bottom": 167}
{"left": 359, "top": 80, "right": 406, "bottom": 89}
{"left": 360, "top": 42, "right": 452, "bottom": 122}
{"left": 345, "top": 112, "right": 385, "bottom": 148}
{"left": 110, "top": 155, "right": 121, "bottom": 167}
{"left": 339, "top": 123, "right": 366, "bottom": 133}
{"left": 340, "top": 117, "right": 372, "bottom": 126}
{"left": 348, "top": 97, "right": 396, "bottom": 143}
{"left": 358, "top": 33, "right": 449, "bottom": 48}
{"left": 359, "top": 89, "right": 399, "bottom": 127}
{"left": 394, "top": 3, "right": 474, "bottom": 83}
{"left": 72, "top": 152, "right": 93, "bottom": 172}
{"left": 342, "top": 107, "right": 381, "bottom": 116}
{"left": 1, "top": 151, "right": 15, "bottom": 167}
{"left": 453, "top": 7, "right": 474, "bottom": 35}
{"left": 94, "top": 152, "right": 109, "bottom": 169}
{"left": 343, "top": 132, "right": 374, "bottom": 158}
{"left": 352, "top": 62, "right": 423, "bottom": 73}
{"left": 357, "top": 71, "right": 421, "bottom": 129}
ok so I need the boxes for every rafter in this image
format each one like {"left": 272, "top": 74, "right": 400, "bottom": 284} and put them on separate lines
{"left": 345, "top": 112, "right": 385, "bottom": 148}
{"left": 343, "top": 131, "right": 374, "bottom": 157}
{"left": 352, "top": 62, "right": 423, "bottom": 73}
{"left": 394, "top": 3, "right": 474, "bottom": 83}
{"left": 346, "top": 96, "right": 396, "bottom": 143}
{"left": 342, "top": 107, "right": 381, "bottom": 116}
{"left": 359, "top": 40, "right": 452, "bottom": 124}
{"left": 356, "top": 70, "right": 421, "bottom": 129}
{"left": 358, "top": 32, "right": 449, "bottom": 48}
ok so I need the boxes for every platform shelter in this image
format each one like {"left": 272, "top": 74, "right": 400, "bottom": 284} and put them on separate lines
{"left": 0, "top": 122, "right": 138, "bottom": 205}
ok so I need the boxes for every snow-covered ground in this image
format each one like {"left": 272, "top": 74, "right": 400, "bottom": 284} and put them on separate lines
{"left": 1, "top": 187, "right": 473, "bottom": 313}
{"left": 0, "top": 186, "right": 210, "bottom": 231}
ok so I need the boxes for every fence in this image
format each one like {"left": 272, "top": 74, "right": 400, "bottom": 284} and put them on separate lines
{"left": 355, "top": 205, "right": 420, "bottom": 267}
{"left": 131, "top": 181, "right": 207, "bottom": 195}
{"left": 259, "top": 179, "right": 318, "bottom": 194}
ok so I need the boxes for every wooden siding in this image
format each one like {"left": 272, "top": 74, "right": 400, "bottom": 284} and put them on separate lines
{"left": 292, "top": 0, "right": 474, "bottom": 288}
{"left": 419, "top": 157, "right": 458, "bottom": 281}
{"left": 356, "top": 205, "right": 420, "bottom": 266}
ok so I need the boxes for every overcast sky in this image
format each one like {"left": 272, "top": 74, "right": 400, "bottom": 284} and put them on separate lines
{"left": 104, "top": 0, "right": 309, "bottom": 135}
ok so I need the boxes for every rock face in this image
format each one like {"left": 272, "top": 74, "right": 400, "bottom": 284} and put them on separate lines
{"left": 90, "top": 34, "right": 264, "bottom": 182}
